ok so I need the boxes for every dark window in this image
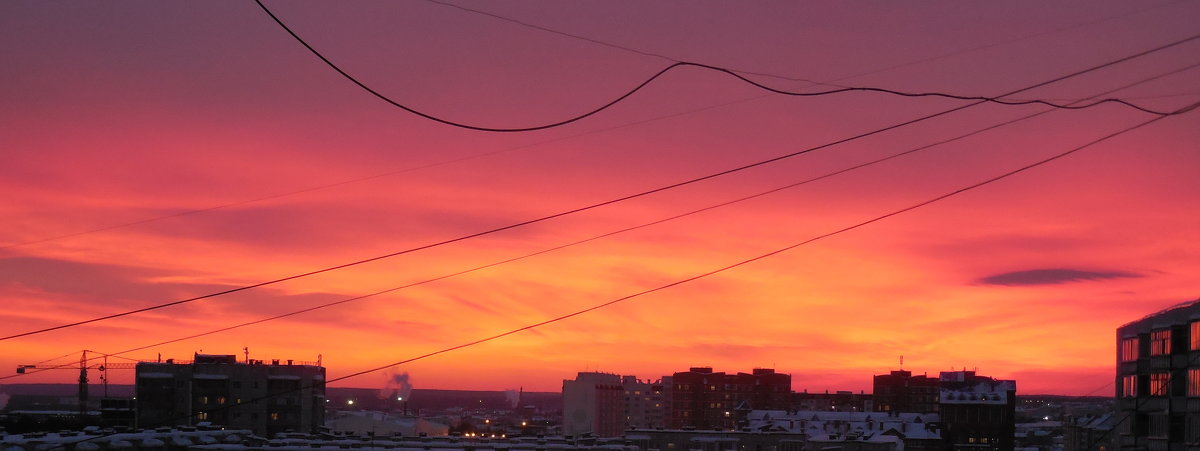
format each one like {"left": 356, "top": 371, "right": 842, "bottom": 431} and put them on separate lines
{"left": 1150, "top": 414, "right": 1169, "bottom": 438}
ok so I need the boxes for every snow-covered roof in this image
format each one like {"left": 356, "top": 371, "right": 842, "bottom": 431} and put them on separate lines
{"left": 746, "top": 410, "right": 941, "bottom": 441}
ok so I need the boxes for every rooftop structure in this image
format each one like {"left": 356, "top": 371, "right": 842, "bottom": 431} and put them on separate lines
{"left": 135, "top": 353, "right": 325, "bottom": 435}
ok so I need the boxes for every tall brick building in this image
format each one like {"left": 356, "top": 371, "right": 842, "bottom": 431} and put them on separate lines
{"left": 874, "top": 370, "right": 939, "bottom": 413}
{"left": 670, "top": 367, "right": 791, "bottom": 430}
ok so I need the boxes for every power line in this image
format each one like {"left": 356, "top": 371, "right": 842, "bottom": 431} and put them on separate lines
{"left": 9, "top": 5, "right": 1183, "bottom": 251}
{"left": 3, "top": 32, "right": 1194, "bottom": 343}
{"left": 326, "top": 96, "right": 1196, "bottom": 401}
{"left": 0, "top": 94, "right": 769, "bottom": 250}
{"left": 254, "top": 0, "right": 1179, "bottom": 133}
{"left": 30, "top": 99, "right": 1199, "bottom": 451}
{"left": 10, "top": 59, "right": 1196, "bottom": 383}
{"left": 422, "top": 0, "right": 1186, "bottom": 87}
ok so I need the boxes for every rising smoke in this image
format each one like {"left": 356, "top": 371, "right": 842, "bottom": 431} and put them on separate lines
{"left": 504, "top": 389, "right": 520, "bottom": 409}
{"left": 380, "top": 369, "right": 414, "bottom": 401}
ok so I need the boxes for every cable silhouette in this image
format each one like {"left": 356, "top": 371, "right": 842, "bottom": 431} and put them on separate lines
{"left": 30, "top": 98, "right": 1200, "bottom": 451}
{"left": 8, "top": 4, "right": 1185, "bottom": 250}
{"left": 422, "top": 0, "right": 1186, "bottom": 87}
{"left": 1084, "top": 344, "right": 1200, "bottom": 449}
{"left": 9, "top": 59, "right": 1197, "bottom": 382}
{"left": 254, "top": 0, "right": 1180, "bottom": 133}
{"left": 3, "top": 33, "right": 1194, "bottom": 343}
{"left": 0, "top": 95, "right": 767, "bottom": 250}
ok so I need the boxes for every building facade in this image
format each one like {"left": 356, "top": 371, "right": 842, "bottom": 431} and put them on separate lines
{"left": 873, "top": 370, "right": 939, "bottom": 413}
{"left": 563, "top": 372, "right": 672, "bottom": 437}
{"left": 135, "top": 353, "right": 325, "bottom": 435}
{"left": 938, "top": 370, "right": 1016, "bottom": 450}
{"left": 793, "top": 390, "right": 874, "bottom": 412}
{"left": 621, "top": 375, "right": 671, "bottom": 429}
{"left": 562, "top": 372, "right": 626, "bottom": 437}
{"left": 670, "top": 368, "right": 791, "bottom": 430}
{"left": 1115, "top": 299, "right": 1200, "bottom": 450}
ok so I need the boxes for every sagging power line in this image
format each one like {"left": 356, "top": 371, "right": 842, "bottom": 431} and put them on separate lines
{"left": 3, "top": 31, "right": 1195, "bottom": 343}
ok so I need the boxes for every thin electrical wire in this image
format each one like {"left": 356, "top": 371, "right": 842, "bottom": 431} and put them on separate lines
{"left": 29, "top": 349, "right": 84, "bottom": 366}
{"left": 10, "top": 59, "right": 1197, "bottom": 382}
{"left": 1086, "top": 347, "right": 1200, "bottom": 446}
{"left": 422, "top": 0, "right": 1187, "bottom": 87}
{"left": 7, "top": 3, "right": 1183, "bottom": 250}
{"left": 34, "top": 99, "right": 1200, "bottom": 451}
{"left": 254, "top": 0, "right": 1180, "bottom": 133}
{"left": 304, "top": 95, "right": 1200, "bottom": 410}
{"left": 0, "top": 94, "right": 768, "bottom": 250}
{"left": 3, "top": 33, "right": 1195, "bottom": 343}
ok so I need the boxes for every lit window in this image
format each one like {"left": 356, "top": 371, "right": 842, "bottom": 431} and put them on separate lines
{"left": 1151, "top": 373, "right": 1170, "bottom": 396}
{"left": 270, "top": 412, "right": 279, "bottom": 421}
{"left": 1151, "top": 330, "right": 1171, "bottom": 355}
{"left": 1192, "top": 322, "right": 1200, "bottom": 350}
{"left": 1190, "top": 369, "right": 1200, "bottom": 397}
{"left": 1121, "top": 338, "right": 1139, "bottom": 362}
{"left": 197, "top": 412, "right": 208, "bottom": 420}
{"left": 1122, "top": 375, "right": 1137, "bottom": 398}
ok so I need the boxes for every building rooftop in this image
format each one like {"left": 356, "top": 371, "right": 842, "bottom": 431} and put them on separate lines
{"left": 746, "top": 410, "right": 941, "bottom": 441}
{"left": 1117, "top": 297, "right": 1200, "bottom": 329}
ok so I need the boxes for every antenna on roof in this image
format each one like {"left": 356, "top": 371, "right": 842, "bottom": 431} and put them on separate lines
{"left": 899, "top": 355, "right": 904, "bottom": 370}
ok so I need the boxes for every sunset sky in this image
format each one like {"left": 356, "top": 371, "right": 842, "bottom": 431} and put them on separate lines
{"left": 2, "top": 0, "right": 1198, "bottom": 396}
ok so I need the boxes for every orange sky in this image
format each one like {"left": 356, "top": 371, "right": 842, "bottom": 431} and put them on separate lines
{"left": 1, "top": 0, "right": 1198, "bottom": 396}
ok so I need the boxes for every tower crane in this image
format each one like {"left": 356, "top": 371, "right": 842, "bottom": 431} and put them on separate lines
{"left": 15, "top": 350, "right": 138, "bottom": 416}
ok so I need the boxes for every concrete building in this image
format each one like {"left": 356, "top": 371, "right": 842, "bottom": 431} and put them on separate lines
{"left": 135, "top": 353, "right": 325, "bottom": 435}
{"left": 938, "top": 370, "right": 1016, "bottom": 450}
{"left": 562, "top": 372, "right": 672, "bottom": 437}
{"left": 793, "top": 390, "right": 874, "bottom": 412}
{"left": 1115, "top": 298, "right": 1200, "bottom": 450}
{"left": 873, "top": 370, "right": 939, "bottom": 413}
{"left": 562, "top": 372, "right": 624, "bottom": 437}
{"left": 620, "top": 375, "right": 670, "bottom": 429}
{"left": 670, "top": 368, "right": 791, "bottom": 430}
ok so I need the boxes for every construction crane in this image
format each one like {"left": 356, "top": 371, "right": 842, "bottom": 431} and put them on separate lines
{"left": 15, "top": 350, "right": 138, "bottom": 416}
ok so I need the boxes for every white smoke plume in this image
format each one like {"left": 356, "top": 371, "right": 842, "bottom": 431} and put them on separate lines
{"left": 504, "top": 389, "right": 520, "bottom": 409}
{"left": 380, "top": 369, "right": 414, "bottom": 401}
